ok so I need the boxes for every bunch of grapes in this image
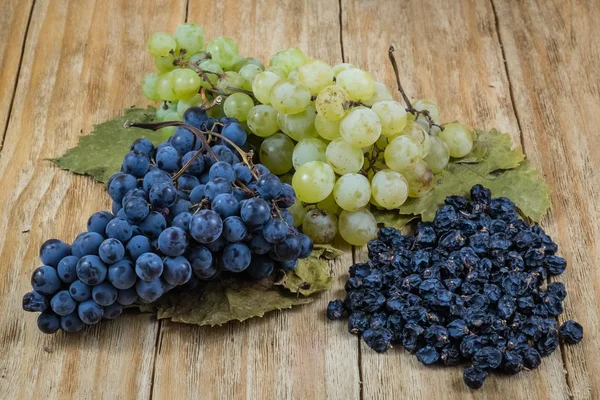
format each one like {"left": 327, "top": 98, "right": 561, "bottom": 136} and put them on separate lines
{"left": 23, "top": 107, "right": 312, "bottom": 334}
{"left": 141, "top": 24, "right": 476, "bottom": 247}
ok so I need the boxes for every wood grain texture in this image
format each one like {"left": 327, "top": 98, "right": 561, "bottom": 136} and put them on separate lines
{"left": 150, "top": 2, "right": 361, "bottom": 399}
{"left": 494, "top": 0, "right": 600, "bottom": 398}
{"left": 342, "top": 0, "right": 570, "bottom": 398}
{"left": 0, "top": 0, "right": 34, "bottom": 150}
{"left": 0, "top": 0, "right": 185, "bottom": 398}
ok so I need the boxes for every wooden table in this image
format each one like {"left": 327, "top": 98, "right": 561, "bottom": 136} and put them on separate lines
{"left": 0, "top": 0, "right": 598, "bottom": 398}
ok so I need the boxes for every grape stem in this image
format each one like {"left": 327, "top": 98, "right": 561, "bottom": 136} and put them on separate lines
{"left": 205, "top": 87, "right": 256, "bottom": 99}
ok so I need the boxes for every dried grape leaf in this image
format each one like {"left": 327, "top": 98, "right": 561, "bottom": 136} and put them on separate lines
{"left": 372, "top": 210, "right": 417, "bottom": 230}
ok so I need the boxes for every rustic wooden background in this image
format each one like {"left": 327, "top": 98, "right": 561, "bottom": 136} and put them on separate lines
{"left": 0, "top": 0, "right": 598, "bottom": 398}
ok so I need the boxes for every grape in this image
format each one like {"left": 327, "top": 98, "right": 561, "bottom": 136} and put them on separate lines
{"left": 38, "top": 312, "right": 61, "bottom": 334}
{"left": 122, "top": 188, "right": 148, "bottom": 207}
{"left": 224, "top": 93, "right": 254, "bottom": 121}
{"left": 124, "top": 236, "right": 152, "bottom": 262}
{"left": 263, "top": 218, "right": 289, "bottom": 244}
{"left": 315, "top": 114, "right": 341, "bottom": 140}
{"left": 438, "top": 122, "right": 474, "bottom": 158}
{"left": 204, "top": 178, "right": 233, "bottom": 201}
{"left": 424, "top": 135, "right": 450, "bottom": 173}
{"left": 135, "top": 252, "right": 164, "bottom": 281}
{"left": 216, "top": 72, "right": 247, "bottom": 95}
{"left": 269, "top": 48, "right": 307, "bottom": 76}
{"left": 158, "top": 111, "right": 181, "bottom": 137}
{"left": 269, "top": 79, "right": 311, "bottom": 114}
{"left": 340, "top": 107, "right": 382, "bottom": 148}
{"left": 211, "top": 193, "right": 240, "bottom": 218}
{"left": 371, "top": 101, "right": 408, "bottom": 136}
{"left": 239, "top": 64, "right": 263, "bottom": 86}
{"left": 220, "top": 243, "right": 252, "bottom": 272}
{"left": 75, "top": 232, "right": 103, "bottom": 256}
{"left": 371, "top": 169, "right": 409, "bottom": 209}
{"left": 158, "top": 227, "right": 188, "bottom": 256}
{"left": 108, "top": 173, "right": 137, "bottom": 203}
{"left": 292, "top": 161, "right": 335, "bottom": 203}
{"left": 156, "top": 101, "right": 178, "bottom": 120}
{"left": 275, "top": 183, "right": 296, "bottom": 208}
{"left": 247, "top": 255, "right": 275, "bottom": 279}
{"left": 259, "top": 133, "right": 294, "bottom": 175}
{"left": 279, "top": 259, "right": 298, "bottom": 271}
{"left": 222, "top": 216, "right": 248, "bottom": 242}
{"left": 317, "top": 193, "right": 340, "bottom": 215}
{"left": 257, "top": 173, "right": 283, "bottom": 200}
{"left": 233, "top": 164, "right": 252, "bottom": 184}
{"left": 123, "top": 197, "right": 150, "bottom": 223}
{"left": 241, "top": 198, "right": 271, "bottom": 226}
{"left": 297, "top": 234, "right": 313, "bottom": 258}
{"left": 143, "top": 169, "right": 172, "bottom": 192}
{"left": 154, "top": 54, "right": 177, "bottom": 72}
{"left": 69, "top": 280, "right": 92, "bottom": 302}
{"left": 177, "top": 174, "right": 200, "bottom": 191}
{"left": 206, "top": 145, "right": 236, "bottom": 166}
{"left": 60, "top": 312, "right": 85, "bottom": 332}
{"left": 98, "top": 238, "right": 125, "bottom": 265}
{"left": 413, "top": 99, "right": 440, "bottom": 125}
{"left": 247, "top": 230, "right": 272, "bottom": 254}
{"left": 171, "top": 126, "right": 200, "bottom": 154}
{"left": 188, "top": 246, "right": 216, "bottom": 279}
{"left": 22, "top": 291, "right": 48, "bottom": 312}
{"left": 209, "top": 161, "right": 236, "bottom": 182}
{"left": 147, "top": 32, "right": 176, "bottom": 57}
{"left": 190, "top": 185, "right": 205, "bottom": 202}
{"left": 396, "top": 120, "right": 431, "bottom": 156}
{"left": 189, "top": 210, "right": 223, "bottom": 243}
{"left": 170, "top": 199, "right": 192, "bottom": 218}
{"left": 131, "top": 138, "right": 155, "bottom": 157}
{"left": 122, "top": 150, "right": 150, "bottom": 177}
{"left": 103, "top": 303, "right": 124, "bottom": 320}
{"left": 92, "top": 282, "right": 118, "bottom": 306}
{"left": 384, "top": 135, "right": 424, "bottom": 171}
{"left": 247, "top": 104, "right": 279, "bottom": 138}
{"left": 272, "top": 235, "right": 301, "bottom": 261}
{"left": 138, "top": 212, "right": 167, "bottom": 239}
{"left": 325, "top": 138, "right": 365, "bottom": 175}
{"left": 182, "top": 151, "right": 205, "bottom": 176}
{"left": 172, "top": 212, "right": 192, "bottom": 234}
{"left": 335, "top": 68, "right": 375, "bottom": 101}
{"left": 363, "top": 81, "right": 393, "bottom": 107}
{"left": 332, "top": 63, "right": 354, "bottom": 76}
{"left": 156, "top": 72, "right": 177, "bottom": 101}
{"left": 39, "top": 239, "right": 71, "bottom": 267}
{"left": 78, "top": 300, "right": 104, "bottom": 325}
{"left": 116, "top": 288, "right": 138, "bottom": 305}
{"left": 163, "top": 256, "right": 192, "bottom": 285}
{"left": 136, "top": 278, "right": 164, "bottom": 302}
{"left": 292, "top": 138, "right": 327, "bottom": 169}
{"left": 76, "top": 255, "right": 107, "bottom": 286}
{"left": 401, "top": 160, "right": 434, "bottom": 197}
{"left": 174, "top": 22, "right": 205, "bottom": 54}
{"left": 156, "top": 145, "right": 182, "bottom": 172}
{"left": 315, "top": 85, "right": 349, "bottom": 121}
{"left": 277, "top": 105, "right": 318, "bottom": 141}
{"left": 333, "top": 173, "right": 371, "bottom": 211}
{"left": 338, "top": 208, "right": 377, "bottom": 246}
{"left": 50, "top": 290, "right": 77, "bottom": 316}
{"left": 108, "top": 258, "right": 137, "bottom": 289}
{"left": 297, "top": 60, "right": 334, "bottom": 95}
{"left": 288, "top": 198, "right": 308, "bottom": 227}
{"left": 198, "top": 59, "right": 223, "bottom": 88}
{"left": 177, "top": 94, "right": 203, "bottom": 116}
{"left": 142, "top": 73, "right": 161, "bottom": 101}
{"left": 105, "top": 218, "right": 133, "bottom": 243}
{"left": 252, "top": 71, "right": 282, "bottom": 104}
{"left": 206, "top": 36, "right": 239, "bottom": 69}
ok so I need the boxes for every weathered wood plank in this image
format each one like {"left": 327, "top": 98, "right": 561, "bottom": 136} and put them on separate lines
{"left": 150, "top": 1, "right": 361, "bottom": 399}
{"left": 0, "top": 0, "right": 34, "bottom": 150}
{"left": 494, "top": 0, "right": 600, "bottom": 398}
{"left": 343, "top": 0, "right": 570, "bottom": 397}
{"left": 0, "top": 1, "right": 186, "bottom": 398}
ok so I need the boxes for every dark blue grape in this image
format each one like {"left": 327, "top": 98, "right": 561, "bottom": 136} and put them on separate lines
{"left": 171, "top": 126, "right": 200, "bottom": 155}
{"left": 297, "top": 233, "right": 313, "bottom": 259}
{"left": 211, "top": 193, "right": 239, "bottom": 218}
{"left": 169, "top": 199, "right": 192, "bottom": 217}
{"left": 247, "top": 230, "right": 272, "bottom": 254}
{"left": 199, "top": 171, "right": 210, "bottom": 184}
{"left": 123, "top": 196, "right": 150, "bottom": 223}
{"left": 281, "top": 210, "right": 295, "bottom": 227}
{"left": 363, "top": 328, "right": 393, "bottom": 353}
{"left": 91, "top": 282, "right": 118, "bottom": 306}
{"left": 278, "top": 259, "right": 298, "bottom": 271}
{"left": 116, "top": 287, "right": 138, "bottom": 305}
{"left": 122, "top": 150, "right": 150, "bottom": 177}
{"left": 135, "top": 278, "right": 164, "bottom": 302}
{"left": 189, "top": 210, "right": 223, "bottom": 243}
{"left": 177, "top": 174, "right": 200, "bottom": 191}
{"left": 275, "top": 183, "right": 295, "bottom": 208}
{"left": 125, "top": 235, "right": 152, "bottom": 261}
{"left": 233, "top": 164, "right": 252, "bottom": 184}
{"left": 138, "top": 212, "right": 167, "bottom": 239}
{"left": 107, "top": 173, "right": 138, "bottom": 203}
{"left": 221, "top": 122, "right": 247, "bottom": 147}
{"left": 57, "top": 255, "right": 80, "bottom": 283}
{"left": 98, "top": 238, "right": 125, "bottom": 264}
{"left": 158, "top": 227, "right": 188, "bottom": 257}
{"left": 60, "top": 311, "right": 85, "bottom": 332}
{"left": 105, "top": 218, "right": 133, "bottom": 243}
{"left": 271, "top": 235, "right": 301, "bottom": 261}
{"left": 204, "top": 178, "right": 233, "bottom": 201}
{"left": 117, "top": 208, "right": 127, "bottom": 219}
{"left": 156, "top": 145, "right": 181, "bottom": 172}
{"left": 190, "top": 184, "right": 205, "bottom": 202}
{"left": 263, "top": 218, "right": 288, "bottom": 244}
{"left": 130, "top": 138, "right": 155, "bottom": 157}
{"left": 241, "top": 198, "right": 271, "bottom": 226}
{"left": 172, "top": 212, "right": 192, "bottom": 233}
{"left": 143, "top": 169, "right": 172, "bottom": 192}
{"left": 221, "top": 243, "right": 252, "bottom": 272}
{"left": 31, "top": 266, "right": 61, "bottom": 295}
{"left": 76, "top": 255, "right": 107, "bottom": 286}
{"left": 69, "top": 280, "right": 92, "bottom": 302}
{"left": 149, "top": 182, "right": 178, "bottom": 208}
{"left": 163, "top": 256, "right": 192, "bottom": 285}
{"left": 232, "top": 188, "right": 246, "bottom": 202}
{"left": 183, "top": 107, "right": 208, "bottom": 128}
{"left": 39, "top": 239, "right": 71, "bottom": 267}
{"left": 206, "top": 145, "right": 235, "bottom": 167}
{"left": 22, "top": 290, "right": 48, "bottom": 312}
{"left": 246, "top": 255, "right": 275, "bottom": 279}
{"left": 87, "top": 211, "right": 115, "bottom": 234}
{"left": 112, "top": 201, "right": 122, "bottom": 216}
{"left": 182, "top": 151, "right": 205, "bottom": 176}
{"left": 103, "top": 302, "right": 124, "bottom": 319}
{"left": 108, "top": 258, "right": 137, "bottom": 289}
{"left": 37, "top": 312, "right": 61, "bottom": 334}
{"left": 78, "top": 300, "right": 104, "bottom": 325}
{"left": 209, "top": 161, "right": 236, "bottom": 182}
{"left": 222, "top": 216, "right": 247, "bottom": 242}
{"left": 254, "top": 164, "right": 270, "bottom": 176}
{"left": 135, "top": 252, "right": 163, "bottom": 281}
{"left": 256, "top": 173, "right": 282, "bottom": 200}
{"left": 205, "top": 236, "right": 227, "bottom": 252}
{"left": 186, "top": 246, "right": 215, "bottom": 279}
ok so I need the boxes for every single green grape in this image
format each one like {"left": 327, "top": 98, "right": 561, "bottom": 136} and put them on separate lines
{"left": 277, "top": 106, "right": 318, "bottom": 141}
{"left": 239, "top": 64, "right": 263, "bottom": 87}
{"left": 335, "top": 68, "right": 375, "bottom": 101}
{"left": 177, "top": 94, "right": 203, "bottom": 116}
{"left": 339, "top": 107, "right": 382, "bottom": 148}
{"left": 216, "top": 71, "right": 247, "bottom": 95}
{"left": 252, "top": 71, "right": 282, "bottom": 104}
{"left": 395, "top": 120, "right": 431, "bottom": 157}
{"left": 198, "top": 59, "right": 223, "bottom": 88}
{"left": 269, "top": 79, "right": 312, "bottom": 114}
{"left": 371, "top": 101, "right": 408, "bottom": 136}
{"left": 401, "top": 160, "right": 434, "bottom": 197}
{"left": 156, "top": 101, "right": 178, "bottom": 120}
{"left": 325, "top": 138, "right": 364, "bottom": 175}
{"left": 174, "top": 23, "right": 205, "bottom": 55}
{"left": 158, "top": 111, "right": 181, "bottom": 138}
{"left": 232, "top": 57, "right": 265, "bottom": 72}
{"left": 338, "top": 208, "right": 377, "bottom": 246}
{"left": 292, "top": 138, "right": 328, "bottom": 169}
{"left": 384, "top": 135, "right": 424, "bottom": 171}
{"left": 424, "top": 135, "right": 450, "bottom": 173}
{"left": 363, "top": 81, "right": 393, "bottom": 106}
{"left": 297, "top": 60, "right": 334, "bottom": 95}
{"left": 413, "top": 99, "right": 440, "bottom": 127}
{"left": 371, "top": 169, "right": 409, "bottom": 209}
{"left": 142, "top": 73, "right": 161, "bottom": 101}
{"left": 188, "top": 52, "right": 208, "bottom": 64}
{"left": 147, "top": 32, "right": 176, "bottom": 57}
{"left": 170, "top": 68, "right": 202, "bottom": 100}
{"left": 315, "top": 85, "right": 350, "bottom": 121}
{"left": 292, "top": 161, "right": 336, "bottom": 203}
{"left": 154, "top": 54, "right": 177, "bottom": 72}
{"left": 223, "top": 93, "right": 254, "bottom": 121}
{"left": 206, "top": 36, "right": 239, "bottom": 69}
{"left": 438, "top": 122, "right": 474, "bottom": 158}
{"left": 332, "top": 63, "right": 354, "bottom": 77}
{"left": 302, "top": 208, "right": 338, "bottom": 244}
{"left": 156, "top": 72, "right": 178, "bottom": 101}
{"left": 247, "top": 105, "right": 279, "bottom": 138}
{"left": 333, "top": 173, "right": 371, "bottom": 211}
{"left": 315, "top": 114, "right": 341, "bottom": 140}
{"left": 259, "top": 133, "right": 294, "bottom": 175}
{"left": 288, "top": 198, "right": 309, "bottom": 227}
{"left": 269, "top": 48, "right": 307, "bottom": 76}
{"left": 316, "top": 192, "right": 340, "bottom": 216}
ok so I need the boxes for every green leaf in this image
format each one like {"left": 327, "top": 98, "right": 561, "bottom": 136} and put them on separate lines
{"left": 50, "top": 107, "right": 167, "bottom": 183}
{"left": 372, "top": 210, "right": 418, "bottom": 230}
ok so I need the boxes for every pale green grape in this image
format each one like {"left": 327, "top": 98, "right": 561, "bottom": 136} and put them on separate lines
{"left": 177, "top": 94, "right": 203, "bottom": 116}
{"left": 384, "top": 135, "right": 424, "bottom": 171}
{"left": 252, "top": 71, "right": 282, "bottom": 104}
{"left": 158, "top": 111, "right": 181, "bottom": 138}
{"left": 216, "top": 72, "right": 247, "bottom": 95}
{"left": 142, "top": 73, "right": 161, "bottom": 101}
{"left": 259, "top": 133, "right": 294, "bottom": 175}
{"left": 266, "top": 66, "right": 287, "bottom": 77}
{"left": 188, "top": 52, "right": 208, "bottom": 64}
{"left": 302, "top": 209, "right": 338, "bottom": 244}
{"left": 316, "top": 193, "right": 340, "bottom": 215}
{"left": 287, "top": 69, "right": 299, "bottom": 81}
{"left": 228, "top": 55, "right": 245, "bottom": 72}
{"left": 198, "top": 59, "right": 223, "bottom": 88}
{"left": 424, "top": 135, "right": 450, "bottom": 173}
{"left": 396, "top": 121, "right": 431, "bottom": 157}
{"left": 371, "top": 101, "right": 408, "bottom": 136}
{"left": 333, "top": 174, "right": 371, "bottom": 211}
{"left": 154, "top": 54, "right": 177, "bottom": 72}
{"left": 174, "top": 23, "right": 205, "bottom": 55}
{"left": 335, "top": 68, "right": 375, "bottom": 101}
{"left": 297, "top": 60, "right": 334, "bottom": 95}
{"left": 438, "top": 122, "right": 474, "bottom": 158}
{"left": 292, "top": 161, "right": 335, "bottom": 203}
{"left": 315, "top": 85, "right": 350, "bottom": 121}
{"left": 413, "top": 99, "right": 440, "bottom": 127}
{"left": 401, "top": 160, "right": 434, "bottom": 197}
{"left": 363, "top": 81, "right": 393, "bottom": 106}
{"left": 325, "top": 138, "right": 364, "bottom": 175}
{"left": 292, "top": 138, "right": 328, "bottom": 169}
{"left": 269, "top": 48, "right": 307, "bottom": 76}
{"left": 206, "top": 36, "right": 239, "bottom": 69}
{"left": 332, "top": 63, "right": 354, "bottom": 77}
{"left": 156, "top": 101, "right": 178, "bottom": 120}
{"left": 338, "top": 208, "right": 377, "bottom": 246}
{"left": 233, "top": 57, "right": 264, "bottom": 72}
{"left": 269, "top": 79, "right": 311, "bottom": 114}
{"left": 147, "top": 32, "right": 176, "bottom": 57}
{"left": 371, "top": 169, "right": 409, "bottom": 209}
{"left": 288, "top": 198, "right": 309, "bottom": 227}
{"left": 156, "top": 72, "right": 177, "bottom": 101}
{"left": 239, "top": 64, "right": 263, "bottom": 86}
{"left": 247, "top": 105, "right": 279, "bottom": 137}
{"left": 339, "top": 107, "right": 382, "bottom": 148}
{"left": 277, "top": 106, "right": 318, "bottom": 141}
{"left": 170, "top": 68, "right": 201, "bottom": 100}
{"left": 315, "top": 114, "right": 341, "bottom": 140}
{"left": 223, "top": 93, "right": 254, "bottom": 121}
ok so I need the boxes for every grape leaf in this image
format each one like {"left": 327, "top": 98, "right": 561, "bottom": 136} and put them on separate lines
{"left": 50, "top": 107, "right": 168, "bottom": 183}
{"left": 372, "top": 211, "right": 417, "bottom": 230}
